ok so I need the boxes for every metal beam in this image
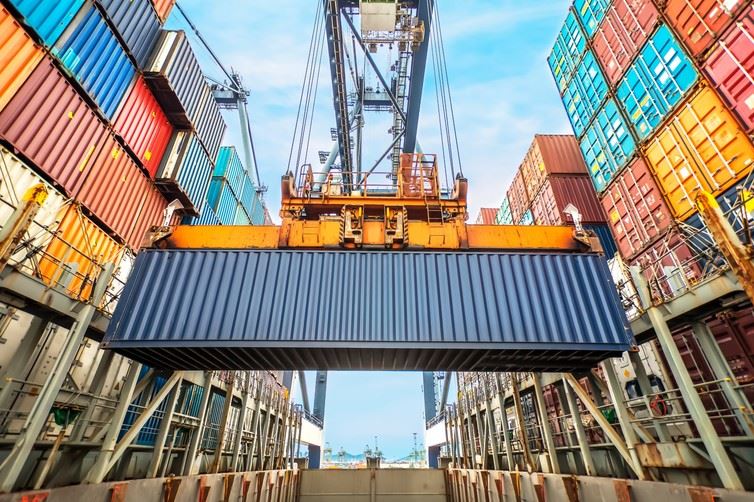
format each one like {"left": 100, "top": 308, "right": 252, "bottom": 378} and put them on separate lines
{"left": 184, "top": 372, "right": 213, "bottom": 475}
{"left": 533, "top": 373, "right": 560, "bottom": 474}
{"left": 312, "top": 371, "right": 327, "bottom": 423}
{"left": 561, "top": 374, "right": 596, "bottom": 476}
{"left": 0, "top": 316, "right": 48, "bottom": 421}
{"left": 0, "top": 264, "right": 113, "bottom": 493}
{"left": 440, "top": 371, "right": 451, "bottom": 411}
{"left": 423, "top": 372, "right": 437, "bottom": 421}
{"left": 211, "top": 376, "right": 236, "bottom": 473}
{"left": 298, "top": 371, "right": 311, "bottom": 414}
{"left": 403, "top": 0, "right": 433, "bottom": 153}
{"left": 147, "top": 376, "right": 183, "bottom": 478}
{"left": 231, "top": 386, "right": 251, "bottom": 471}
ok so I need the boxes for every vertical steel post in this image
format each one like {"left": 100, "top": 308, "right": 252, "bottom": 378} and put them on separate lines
{"left": 511, "top": 377, "right": 535, "bottom": 471}
{"left": 0, "top": 184, "right": 47, "bottom": 273}
{"left": 628, "top": 350, "right": 671, "bottom": 442}
{"left": 533, "top": 374, "right": 560, "bottom": 474}
{"left": 692, "top": 322, "right": 754, "bottom": 436}
{"left": 147, "top": 377, "right": 182, "bottom": 478}
{"left": 0, "top": 316, "right": 49, "bottom": 422}
{"left": 495, "top": 374, "right": 514, "bottom": 470}
{"left": 483, "top": 379, "right": 500, "bottom": 470}
{"left": 631, "top": 268, "right": 744, "bottom": 490}
{"left": 70, "top": 350, "right": 115, "bottom": 442}
{"left": 211, "top": 375, "right": 236, "bottom": 473}
{"left": 231, "top": 385, "right": 251, "bottom": 471}
{"left": 561, "top": 374, "right": 595, "bottom": 476}
{"left": 0, "top": 264, "right": 113, "bottom": 493}
{"left": 184, "top": 372, "right": 213, "bottom": 476}
{"left": 423, "top": 372, "right": 438, "bottom": 421}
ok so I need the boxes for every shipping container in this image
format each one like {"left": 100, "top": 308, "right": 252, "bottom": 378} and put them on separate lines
{"left": 495, "top": 196, "right": 513, "bottom": 224}
{"left": 77, "top": 133, "right": 157, "bottom": 249}
{"left": 207, "top": 177, "right": 238, "bottom": 225}
{"left": 685, "top": 181, "right": 753, "bottom": 248}
{"left": 573, "top": 0, "right": 610, "bottom": 37}
{"left": 234, "top": 204, "right": 251, "bottom": 226}
{"left": 126, "top": 182, "right": 168, "bottom": 250}
{"left": 507, "top": 169, "right": 529, "bottom": 224}
{"left": 703, "top": 6, "right": 754, "bottom": 134}
{"left": 708, "top": 305, "right": 754, "bottom": 391}
{"left": 239, "top": 175, "right": 256, "bottom": 215}
{"left": 531, "top": 175, "right": 606, "bottom": 226}
{"left": 214, "top": 146, "right": 246, "bottom": 197}
{"left": 52, "top": 4, "right": 136, "bottom": 120}
{"left": 519, "top": 209, "right": 534, "bottom": 225}
{"left": 580, "top": 99, "right": 636, "bottom": 193}
{"left": 592, "top": 0, "right": 660, "bottom": 85}
{"left": 0, "top": 147, "right": 67, "bottom": 266}
{"left": 662, "top": 0, "right": 747, "bottom": 57}
{"left": 104, "top": 249, "right": 633, "bottom": 370}
{"left": 113, "top": 76, "right": 173, "bottom": 177}
{"left": 193, "top": 84, "right": 226, "bottom": 161}
{"left": 39, "top": 205, "right": 123, "bottom": 302}
{"left": 187, "top": 201, "right": 221, "bottom": 226}
{"left": 0, "top": 6, "right": 44, "bottom": 113}
{"left": 585, "top": 223, "right": 619, "bottom": 258}
{"left": 157, "top": 132, "right": 214, "bottom": 214}
{"left": 475, "top": 207, "right": 497, "bottom": 225}
{"left": 96, "top": 0, "right": 160, "bottom": 69}
{"left": 5, "top": 0, "right": 84, "bottom": 47}
{"left": 644, "top": 86, "right": 754, "bottom": 219}
{"left": 0, "top": 57, "right": 106, "bottom": 197}
{"left": 520, "top": 135, "right": 589, "bottom": 199}
{"left": 563, "top": 50, "right": 608, "bottom": 137}
{"left": 149, "top": 0, "right": 175, "bottom": 22}
{"left": 248, "top": 193, "right": 266, "bottom": 226}
{"left": 600, "top": 157, "right": 674, "bottom": 260}
{"left": 145, "top": 30, "right": 207, "bottom": 128}
{"left": 617, "top": 24, "right": 698, "bottom": 141}
{"left": 548, "top": 9, "right": 587, "bottom": 95}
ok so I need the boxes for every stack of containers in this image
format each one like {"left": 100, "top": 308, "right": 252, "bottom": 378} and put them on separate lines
{"left": 497, "top": 135, "right": 617, "bottom": 256}
{"left": 495, "top": 196, "right": 513, "bottom": 224}
{"left": 0, "top": 0, "right": 234, "bottom": 303}
{"left": 549, "top": 0, "right": 754, "bottom": 299}
{"left": 475, "top": 208, "right": 497, "bottom": 225}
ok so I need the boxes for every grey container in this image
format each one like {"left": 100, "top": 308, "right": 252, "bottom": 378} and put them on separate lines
{"left": 104, "top": 249, "right": 634, "bottom": 371}
{"left": 192, "top": 84, "right": 226, "bottom": 160}
{"left": 96, "top": 0, "right": 160, "bottom": 69}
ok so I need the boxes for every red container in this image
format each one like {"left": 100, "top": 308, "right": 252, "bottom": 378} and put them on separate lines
{"left": 663, "top": 0, "right": 747, "bottom": 56}
{"left": 475, "top": 208, "right": 497, "bottom": 225}
{"left": 592, "top": 0, "right": 660, "bottom": 84}
{"left": 709, "top": 306, "right": 754, "bottom": 389}
{"left": 114, "top": 76, "right": 174, "bottom": 177}
{"left": 126, "top": 183, "right": 167, "bottom": 251}
{"left": 0, "top": 57, "right": 106, "bottom": 196}
{"left": 78, "top": 133, "right": 159, "bottom": 249}
{"left": 601, "top": 157, "right": 674, "bottom": 260}
{"left": 703, "top": 5, "right": 754, "bottom": 133}
{"left": 150, "top": 0, "right": 176, "bottom": 22}
{"left": 531, "top": 175, "right": 606, "bottom": 225}
{"left": 520, "top": 135, "right": 587, "bottom": 200}
{"left": 507, "top": 169, "right": 529, "bottom": 224}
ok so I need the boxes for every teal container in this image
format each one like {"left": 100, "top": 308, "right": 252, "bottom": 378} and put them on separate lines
{"left": 249, "top": 193, "right": 267, "bottom": 225}
{"left": 214, "top": 146, "right": 245, "bottom": 197}
{"left": 580, "top": 99, "right": 636, "bottom": 193}
{"left": 573, "top": 0, "right": 609, "bottom": 37}
{"left": 185, "top": 201, "right": 221, "bottom": 226}
{"left": 548, "top": 10, "right": 587, "bottom": 95}
{"left": 563, "top": 50, "right": 608, "bottom": 137}
{"left": 519, "top": 209, "right": 534, "bottom": 226}
{"left": 617, "top": 24, "right": 698, "bottom": 140}
{"left": 207, "top": 177, "right": 238, "bottom": 225}
{"left": 496, "top": 196, "right": 513, "bottom": 225}
{"left": 234, "top": 204, "right": 251, "bottom": 225}
{"left": 7, "top": 0, "right": 85, "bottom": 47}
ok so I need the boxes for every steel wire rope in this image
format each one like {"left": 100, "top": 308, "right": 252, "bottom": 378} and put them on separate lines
{"left": 431, "top": 9, "right": 455, "bottom": 183}
{"left": 430, "top": 35, "right": 451, "bottom": 191}
{"left": 303, "top": 39, "right": 326, "bottom": 172}
{"left": 429, "top": 6, "right": 452, "bottom": 187}
{"left": 296, "top": 9, "right": 326, "bottom": 180}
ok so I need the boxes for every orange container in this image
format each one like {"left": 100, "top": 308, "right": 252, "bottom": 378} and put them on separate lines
{"left": 643, "top": 86, "right": 754, "bottom": 220}
{"left": 0, "top": 7, "right": 44, "bottom": 113}
{"left": 39, "top": 205, "right": 123, "bottom": 302}
{"left": 149, "top": 0, "right": 175, "bottom": 22}
{"left": 519, "top": 135, "right": 588, "bottom": 200}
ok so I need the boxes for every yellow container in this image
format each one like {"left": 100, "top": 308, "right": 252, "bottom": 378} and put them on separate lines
{"left": 644, "top": 86, "right": 754, "bottom": 220}
{"left": 39, "top": 205, "right": 123, "bottom": 302}
{"left": 0, "top": 7, "right": 43, "bottom": 113}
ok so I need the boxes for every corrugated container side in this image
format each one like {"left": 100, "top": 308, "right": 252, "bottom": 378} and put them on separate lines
{"left": 214, "top": 180, "right": 238, "bottom": 225}
{"left": 5, "top": 0, "right": 85, "bottom": 47}
{"left": 531, "top": 175, "right": 606, "bottom": 226}
{"left": 214, "top": 146, "right": 246, "bottom": 196}
{"left": 0, "top": 7, "right": 44, "bottom": 113}
{"left": 145, "top": 30, "right": 205, "bottom": 128}
{"left": 707, "top": 305, "right": 754, "bottom": 388}
{"left": 0, "top": 58, "right": 106, "bottom": 196}
{"left": 186, "top": 201, "right": 221, "bottom": 226}
{"left": 114, "top": 76, "right": 173, "bottom": 177}
{"left": 663, "top": 0, "right": 746, "bottom": 56}
{"left": 580, "top": 99, "right": 636, "bottom": 193}
{"left": 703, "top": 6, "right": 754, "bottom": 134}
{"left": 125, "top": 183, "right": 167, "bottom": 251}
{"left": 239, "top": 175, "right": 256, "bottom": 213}
{"left": 507, "top": 169, "right": 529, "bottom": 224}
{"left": 475, "top": 208, "right": 497, "bottom": 225}
{"left": 234, "top": 204, "right": 251, "bottom": 225}
{"left": 548, "top": 10, "right": 587, "bottom": 95}
{"left": 495, "top": 196, "right": 513, "bottom": 224}
{"left": 193, "top": 84, "right": 226, "bottom": 160}
{"left": 600, "top": 157, "right": 673, "bottom": 260}
{"left": 104, "top": 249, "right": 633, "bottom": 371}
{"left": 573, "top": 0, "right": 610, "bottom": 37}
{"left": 0, "top": 147, "right": 67, "bottom": 264}
{"left": 77, "top": 134, "right": 155, "bottom": 248}
{"left": 519, "top": 209, "right": 534, "bottom": 225}
{"left": 96, "top": 0, "right": 160, "bottom": 69}
{"left": 522, "top": 135, "right": 590, "bottom": 198}
{"left": 592, "top": 0, "right": 659, "bottom": 85}
{"left": 249, "top": 194, "right": 266, "bottom": 225}
{"left": 616, "top": 24, "right": 698, "bottom": 141}
{"left": 643, "top": 86, "right": 754, "bottom": 219}
{"left": 149, "top": 0, "right": 175, "bottom": 22}
{"left": 563, "top": 50, "right": 608, "bottom": 137}
{"left": 157, "top": 133, "right": 214, "bottom": 212}
{"left": 39, "top": 205, "right": 123, "bottom": 302}
{"left": 585, "top": 224, "right": 618, "bottom": 259}
{"left": 52, "top": 4, "right": 136, "bottom": 120}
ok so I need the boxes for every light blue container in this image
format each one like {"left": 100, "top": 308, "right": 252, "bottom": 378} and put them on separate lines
{"left": 214, "top": 146, "right": 245, "bottom": 197}
{"left": 563, "top": 51, "right": 608, "bottom": 137}
{"left": 580, "top": 99, "right": 636, "bottom": 193}
{"left": 249, "top": 193, "right": 266, "bottom": 225}
{"left": 496, "top": 196, "right": 513, "bottom": 225}
{"left": 207, "top": 178, "right": 238, "bottom": 225}
{"left": 617, "top": 24, "right": 698, "bottom": 140}
{"left": 52, "top": 5, "right": 136, "bottom": 119}
{"left": 234, "top": 204, "right": 251, "bottom": 225}
{"left": 548, "top": 10, "right": 587, "bottom": 95}
{"left": 519, "top": 209, "right": 534, "bottom": 226}
{"left": 239, "top": 174, "right": 256, "bottom": 214}
{"left": 573, "top": 0, "right": 609, "bottom": 37}
{"left": 7, "top": 0, "right": 85, "bottom": 47}
{"left": 185, "top": 202, "right": 221, "bottom": 226}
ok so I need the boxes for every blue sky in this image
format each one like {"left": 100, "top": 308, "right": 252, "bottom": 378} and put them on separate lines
{"left": 169, "top": 0, "right": 572, "bottom": 459}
